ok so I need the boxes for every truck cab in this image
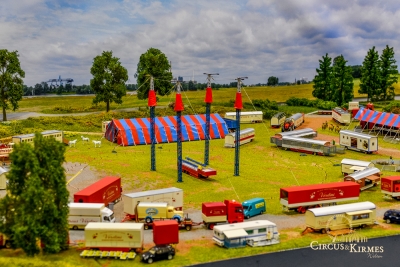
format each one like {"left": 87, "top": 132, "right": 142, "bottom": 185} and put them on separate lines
{"left": 242, "top": 198, "right": 266, "bottom": 219}
{"left": 167, "top": 206, "right": 183, "bottom": 222}
{"left": 224, "top": 200, "right": 244, "bottom": 223}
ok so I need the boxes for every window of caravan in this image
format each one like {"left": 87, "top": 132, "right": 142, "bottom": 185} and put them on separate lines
{"left": 259, "top": 228, "right": 266, "bottom": 233}
{"left": 246, "top": 230, "right": 254, "bottom": 234}
{"left": 352, "top": 214, "right": 369, "bottom": 220}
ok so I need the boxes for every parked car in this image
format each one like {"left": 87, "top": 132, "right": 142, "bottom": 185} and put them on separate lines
{"left": 383, "top": 209, "right": 400, "bottom": 224}
{"left": 141, "top": 245, "right": 175, "bottom": 264}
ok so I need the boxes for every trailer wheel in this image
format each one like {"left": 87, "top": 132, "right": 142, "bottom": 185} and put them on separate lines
{"left": 5, "top": 241, "right": 11, "bottom": 249}
{"left": 321, "top": 229, "right": 327, "bottom": 234}
{"left": 72, "top": 226, "right": 78, "bottom": 230}
{"left": 208, "top": 223, "right": 215, "bottom": 230}
{"left": 144, "top": 224, "right": 149, "bottom": 230}
{"left": 185, "top": 225, "right": 192, "bottom": 231}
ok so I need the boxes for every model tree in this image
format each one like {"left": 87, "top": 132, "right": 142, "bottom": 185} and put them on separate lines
{"left": 379, "top": 45, "right": 398, "bottom": 101}
{"left": 135, "top": 48, "right": 173, "bottom": 100}
{"left": 359, "top": 46, "right": 380, "bottom": 102}
{"left": 0, "top": 133, "right": 69, "bottom": 256}
{"left": 331, "top": 55, "right": 354, "bottom": 106}
{"left": 90, "top": 51, "right": 128, "bottom": 112}
{"left": 312, "top": 53, "right": 333, "bottom": 101}
{"left": 0, "top": 49, "right": 25, "bottom": 121}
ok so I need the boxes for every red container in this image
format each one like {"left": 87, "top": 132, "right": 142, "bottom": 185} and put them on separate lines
{"left": 280, "top": 182, "right": 360, "bottom": 208}
{"left": 153, "top": 220, "right": 179, "bottom": 245}
{"left": 74, "top": 176, "right": 122, "bottom": 206}
{"left": 381, "top": 176, "right": 400, "bottom": 193}
{"left": 202, "top": 202, "right": 226, "bottom": 217}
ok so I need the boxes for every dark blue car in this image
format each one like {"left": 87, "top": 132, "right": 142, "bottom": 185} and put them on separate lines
{"left": 383, "top": 209, "right": 400, "bottom": 224}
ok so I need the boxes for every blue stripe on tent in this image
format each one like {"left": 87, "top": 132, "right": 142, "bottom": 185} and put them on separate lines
{"left": 369, "top": 111, "right": 380, "bottom": 123}
{"left": 361, "top": 109, "right": 372, "bottom": 121}
{"left": 139, "top": 118, "right": 154, "bottom": 143}
{"left": 211, "top": 114, "right": 229, "bottom": 136}
{"left": 155, "top": 118, "right": 168, "bottom": 143}
{"left": 208, "top": 116, "right": 220, "bottom": 138}
{"left": 119, "top": 120, "right": 134, "bottom": 145}
{"left": 376, "top": 112, "right": 388, "bottom": 125}
{"left": 194, "top": 115, "right": 207, "bottom": 139}
{"left": 184, "top": 116, "right": 200, "bottom": 140}
{"left": 386, "top": 113, "right": 396, "bottom": 126}
{"left": 130, "top": 119, "right": 146, "bottom": 144}
{"left": 393, "top": 116, "right": 400, "bottom": 128}
{"left": 354, "top": 108, "right": 364, "bottom": 120}
{"left": 164, "top": 116, "right": 185, "bottom": 141}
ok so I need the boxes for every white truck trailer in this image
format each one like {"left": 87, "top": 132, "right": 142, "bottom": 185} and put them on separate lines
{"left": 68, "top": 203, "right": 115, "bottom": 230}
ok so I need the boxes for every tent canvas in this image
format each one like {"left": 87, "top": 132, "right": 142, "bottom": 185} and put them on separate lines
{"left": 355, "top": 108, "right": 400, "bottom": 129}
{"left": 105, "top": 114, "right": 229, "bottom": 146}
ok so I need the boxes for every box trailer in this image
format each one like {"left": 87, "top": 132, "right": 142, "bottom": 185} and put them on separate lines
{"left": 280, "top": 182, "right": 360, "bottom": 213}
{"left": 224, "top": 111, "right": 263, "bottom": 123}
{"left": 153, "top": 220, "right": 179, "bottom": 246}
{"left": 341, "top": 158, "right": 375, "bottom": 175}
{"left": 74, "top": 176, "right": 122, "bottom": 207}
{"left": 273, "top": 136, "right": 336, "bottom": 156}
{"left": 0, "top": 167, "right": 7, "bottom": 190}
{"left": 68, "top": 203, "right": 115, "bottom": 230}
{"left": 344, "top": 167, "right": 381, "bottom": 191}
{"left": 381, "top": 176, "right": 400, "bottom": 199}
{"left": 224, "top": 128, "right": 255, "bottom": 148}
{"left": 332, "top": 107, "right": 351, "bottom": 125}
{"left": 0, "top": 233, "right": 11, "bottom": 248}
{"left": 123, "top": 187, "right": 183, "bottom": 217}
{"left": 213, "top": 220, "right": 279, "bottom": 248}
{"left": 270, "top": 112, "right": 286, "bottom": 128}
{"left": 339, "top": 130, "right": 378, "bottom": 154}
{"left": 84, "top": 222, "right": 144, "bottom": 252}
{"left": 202, "top": 200, "right": 244, "bottom": 230}
{"left": 305, "top": 201, "right": 377, "bottom": 233}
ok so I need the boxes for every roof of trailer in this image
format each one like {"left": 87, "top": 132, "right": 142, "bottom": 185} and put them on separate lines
{"left": 339, "top": 130, "right": 377, "bottom": 139}
{"left": 307, "top": 201, "right": 375, "bottom": 217}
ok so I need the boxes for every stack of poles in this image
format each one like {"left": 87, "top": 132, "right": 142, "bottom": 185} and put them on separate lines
{"left": 204, "top": 83, "right": 213, "bottom": 166}
{"left": 234, "top": 79, "right": 243, "bottom": 176}
{"left": 175, "top": 82, "right": 185, "bottom": 182}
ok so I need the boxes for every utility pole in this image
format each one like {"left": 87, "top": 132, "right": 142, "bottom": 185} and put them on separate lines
{"left": 175, "top": 81, "right": 185, "bottom": 182}
{"left": 148, "top": 75, "right": 157, "bottom": 171}
{"left": 234, "top": 77, "right": 247, "bottom": 176}
{"left": 203, "top": 73, "right": 219, "bottom": 166}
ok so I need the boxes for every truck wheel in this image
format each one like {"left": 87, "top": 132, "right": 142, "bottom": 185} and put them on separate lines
{"left": 208, "top": 223, "right": 215, "bottom": 230}
{"left": 174, "top": 217, "right": 181, "bottom": 224}
{"left": 321, "top": 229, "right": 327, "bottom": 234}
{"left": 168, "top": 254, "right": 173, "bottom": 260}
{"left": 147, "top": 258, "right": 153, "bottom": 264}
{"left": 145, "top": 217, "right": 152, "bottom": 223}
{"left": 386, "top": 219, "right": 391, "bottom": 224}
{"left": 245, "top": 215, "right": 250, "bottom": 219}
{"left": 185, "top": 225, "right": 192, "bottom": 231}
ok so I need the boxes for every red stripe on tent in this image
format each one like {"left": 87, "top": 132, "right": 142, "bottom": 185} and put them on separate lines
{"left": 146, "top": 118, "right": 163, "bottom": 143}
{"left": 124, "top": 119, "right": 139, "bottom": 145}
{"left": 158, "top": 117, "right": 173, "bottom": 142}
{"left": 199, "top": 114, "right": 217, "bottom": 139}
{"left": 113, "top": 120, "right": 128, "bottom": 146}
{"left": 365, "top": 110, "right": 375, "bottom": 122}
{"left": 210, "top": 113, "right": 226, "bottom": 138}
{"left": 168, "top": 116, "right": 181, "bottom": 141}
{"left": 371, "top": 112, "right": 382, "bottom": 123}
{"left": 388, "top": 114, "right": 399, "bottom": 127}
{"left": 180, "top": 116, "right": 195, "bottom": 140}
{"left": 136, "top": 118, "right": 151, "bottom": 144}
{"left": 190, "top": 115, "right": 205, "bottom": 139}
{"left": 379, "top": 113, "right": 391, "bottom": 125}
{"left": 356, "top": 108, "right": 368, "bottom": 121}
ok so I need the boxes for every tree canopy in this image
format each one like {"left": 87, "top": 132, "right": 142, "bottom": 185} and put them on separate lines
{"left": 332, "top": 55, "right": 354, "bottom": 106}
{"left": 359, "top": 46, "right": 380, "bottom": 102}
{"left": 379, "top": 45, "right": 398, "bottom": 101}
{"left": 0, "top": 49, "right": 25, "bottom": 121}
{"left": 267, "top": 76, "right": 279, "bottom": 86}
{"left": 312, "top": 53, "right": 333, "bottom": 101}
{"left": 90, "top": 51, "right": 128, "bottom": 112}
{"left": 0, "top": 133, "right": 69, "bottom": 256}
{"left": 135, "top": 48, "right": 173, "bottom": 100}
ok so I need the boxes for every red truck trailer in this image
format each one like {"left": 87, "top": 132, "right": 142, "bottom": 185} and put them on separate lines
{"left": 280, "top": 182, "right": 360, "bottom": 213}
{"left": 153, "top": 220, "right": 179, "bottom": 246}
{"left": 202, "top": 200, "right": 244, "bottom": 230}
{"left": 74, "top": 176, "right": 122, "bottom": 207}
{"left": 381, "top": 176, "right": 400, "bottom": 200}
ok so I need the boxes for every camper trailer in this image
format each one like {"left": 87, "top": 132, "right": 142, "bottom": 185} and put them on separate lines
{"left": 224, "top": 111, "right": 263, "bottom": 123}
{"left": 344, "top": 167, "right": 381, "bottom": 191}
{"left": 339, "top": 130, "right": 378, "bottom": 153}
{"left": 332, "top": 107, "right": 351, "bottom": 125}
{"left": 270, "top": 112, "right": 286, "bottom": 128}
{"left": 305, "top": 201, "right": 377, "bottom": 233}
{"left": 341, "top": 159, "right": 375, "bottom": 175}
{"left": 212, "top": 220, "right": 279, "bottom": 248}
{"left": 381, "top": 176, "right": 400, "bottom": 199}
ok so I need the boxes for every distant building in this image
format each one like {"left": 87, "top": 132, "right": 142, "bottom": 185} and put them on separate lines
{"left": 178, "top": 76, "right": 183, "bottom": 82}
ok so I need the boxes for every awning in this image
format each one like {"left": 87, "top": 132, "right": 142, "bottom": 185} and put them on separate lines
{"left": 346, "top": 210, "right": 373, "bottom": 216}
{"left": 224, "top": 229, "right": 249, "bottom": 239}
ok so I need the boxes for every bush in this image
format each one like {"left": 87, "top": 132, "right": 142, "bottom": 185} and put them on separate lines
{"left": 285, "top": 97, "right": 337, "bottom": 110}
{"left": 383, "top": 101, "right": 400, "bottom": 113}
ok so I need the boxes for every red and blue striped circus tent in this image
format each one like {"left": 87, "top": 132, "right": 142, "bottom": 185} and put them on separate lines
{"left": 354, "top": 107, "right": 400, "bottom": 129}
{"left": 105, "top": 114, "right": 229, "bottom": 146}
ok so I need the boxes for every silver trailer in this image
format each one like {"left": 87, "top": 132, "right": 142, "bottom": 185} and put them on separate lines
{"left": 341, "top": 158, "right": 375, "bottom": 175}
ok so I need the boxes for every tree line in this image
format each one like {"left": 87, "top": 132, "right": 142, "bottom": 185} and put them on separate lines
{"left": 312, "top": 45, "right": 398, "bottom": 106}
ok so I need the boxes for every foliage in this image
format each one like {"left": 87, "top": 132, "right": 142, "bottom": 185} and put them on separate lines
{"left": 331, "top": 55, "right": 354, "bottom": 106}
{"left": 0, "top": 49, "right": 25, "bottom": 121}
{"left": 0, "top": 133, "right": 69, "bottom": 256}
{"left": 382, "top": 101, "right": 400, "bottom": 113}
{"left": 350, "top": 65, "right": 362, "bottom": 78}
{"left": 312, "top": 53, "right": 333, "bottom": 101}
{"left": 135, "top": 48, "right": 173, "bottom": 100}
{"left": 379, "top": 45, "right": 398, "bottom": 101}
{"left": 90, "top": 51, "right": 128, "bottom": 112}
{"left": 359, "top": 46, "right": 380, "bottom": 101}
{"left": 267, "top": 76, "right": 279, "bottom": 86}
{"left": 285, "top": 97, "right": 337, "bottom": 110}
{"left": 243, "top": 98, "right": 279, "bottom": 119}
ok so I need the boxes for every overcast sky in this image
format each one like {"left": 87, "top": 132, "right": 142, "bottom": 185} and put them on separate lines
{"left": 2, "top": 0, "right": 400, "bottom": 86}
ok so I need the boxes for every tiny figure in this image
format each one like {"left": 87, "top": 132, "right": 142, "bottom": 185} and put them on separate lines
{"left": 390, "top": 156, "right": 394, "bottom": 165}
